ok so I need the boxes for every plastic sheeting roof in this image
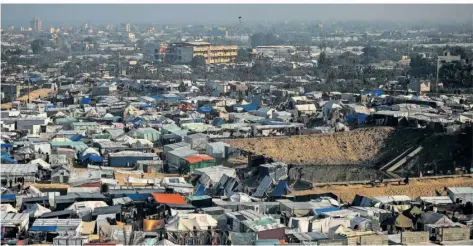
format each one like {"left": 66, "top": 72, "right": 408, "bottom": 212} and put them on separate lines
{"left": 1, "top": 164, "right": 37, "bottom": 176}
{"left": 253, "top": 175, "right": 272, "bottom": 198}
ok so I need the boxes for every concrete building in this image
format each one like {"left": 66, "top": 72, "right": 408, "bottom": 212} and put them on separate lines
{"left": 408, "top": 79, "right": 431, "bottom": 95}
{"left": 128, "top": 33, "right": 135, "bottom": 40}
{"left": 166, "top": 41, "right": 238, "bottom": 64}
{"left": 255, "top": 46, "right": 296, "bottom": 59}
{"left": 30, "top": 18, "right": 42, "bottom": 32}
{"left": 125, "top": 23, "right": 131, "bottom": 33}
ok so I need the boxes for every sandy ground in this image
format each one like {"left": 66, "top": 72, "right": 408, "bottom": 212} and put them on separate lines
{"left": 292, "top": 176, "right": 473, "bottom": 202}
{"left": 1, "top": 89, "right": 55, "bottom": 109}
{"left": 16, "top": 88, "right": 54, "bottom": 102}
{"left": 114, "top": 171, "right": 175, "bottom": 186}
{"left": 24, "top": 182, "right": 70, "bottom": 189}
{"left": 224, "top": 127, "right": 399, "bottom": 165}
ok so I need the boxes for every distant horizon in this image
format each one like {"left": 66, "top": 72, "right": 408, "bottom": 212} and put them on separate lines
{"left": 2, "top": 4, "right": 473, "bottom": 28}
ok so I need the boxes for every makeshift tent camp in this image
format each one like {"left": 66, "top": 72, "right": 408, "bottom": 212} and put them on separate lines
{"left": 24, "top": 203, "right": 52, "bottom": 218}
{"left": 198, "top": 105, "right": 213, "bottom": 113}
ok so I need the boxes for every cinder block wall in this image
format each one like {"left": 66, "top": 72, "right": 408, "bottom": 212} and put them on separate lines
{"left": 441, "top": 228, "right": 470, "bottom": 242}
{"left": 358, "top": 235, "right": 389, "bottom": 245}
{"left": 401, "top": 231, "right": 429, "bottom": 244}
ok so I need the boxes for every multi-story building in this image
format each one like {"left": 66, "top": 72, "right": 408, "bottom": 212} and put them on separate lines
{"left": 125, "top": 23, "right": 131, "bottom": 32}
{"left": 128, "top": 33, "right": 135, "bottom": 40}
{"left": 30, "top": 18, "right": 42, "bottom": 32}
{"left": 165, "top": 41, "right": 238, "bottom": 64}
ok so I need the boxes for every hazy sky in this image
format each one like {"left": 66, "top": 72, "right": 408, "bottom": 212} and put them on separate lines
{"left": 2, "top": 4, "right": 473, "bottom": 26}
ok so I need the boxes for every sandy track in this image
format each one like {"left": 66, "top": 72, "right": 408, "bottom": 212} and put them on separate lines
{"left": 293, "top": 176, "right": 473, "bottom": 202}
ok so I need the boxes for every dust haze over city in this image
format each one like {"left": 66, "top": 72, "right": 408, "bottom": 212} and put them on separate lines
{"left": 1, "top": 3, "right": 473, "bottom": 245}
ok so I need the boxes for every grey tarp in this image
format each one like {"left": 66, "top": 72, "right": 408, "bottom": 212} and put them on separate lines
{"left": 229, "top": 232, "right": 257, "bottom": 245}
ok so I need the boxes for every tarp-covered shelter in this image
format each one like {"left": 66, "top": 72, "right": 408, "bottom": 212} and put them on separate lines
{"left": 23, "top": 203, "right": 52, "bottom": 218}
{"left": 394, "top": 214, "right": 414, "bottom": 229}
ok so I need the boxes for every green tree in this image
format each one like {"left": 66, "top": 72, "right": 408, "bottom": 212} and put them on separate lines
{"left": 31, "top": 39, "right": 46, "bottom": 54}
{"left": 439, "top": 61, "right": 473, "bottom": 88}
{"left": 236, "top": 48, "right": 251, "bottom": 62}
{"left": 318, "top": 51, "right": 327, "bottom": 67}
{"left": 409, "top": 54, "right": 436, "bottom": 79}
{"left": 250, "top": 33, "right": 281, "bottom": 48}
{"left": 190, "top": 56, "right": 206, "bottom": 68}
{"left": 251, "top": 61, "right": 270, "bottom": 80}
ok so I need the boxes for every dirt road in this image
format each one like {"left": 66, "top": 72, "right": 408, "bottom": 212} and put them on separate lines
{"left": 292, "top": 176, "right": 473, "bottom": 202}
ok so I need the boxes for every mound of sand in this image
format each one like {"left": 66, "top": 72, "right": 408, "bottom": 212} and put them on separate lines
{"left": 224, "top": 127, "right": 424, "bottom": 166}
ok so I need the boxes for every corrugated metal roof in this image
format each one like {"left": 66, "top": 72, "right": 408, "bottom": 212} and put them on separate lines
{"left": 167, "top": 147, "right": 198, "bottom": 158}
{"left": 1, "top": 212, "right": 29, "bottom": 227}
{"left": 32, "top": 218, "right": 82, "bottom": 230}
{"left": 1, "top": 164, "right": 38, "bottom": 176}
{"left": 292, "top": 231, "right": 327, "bottom": 241}
{"left": 109, "top": 151, "right": 158, "bottom": 157}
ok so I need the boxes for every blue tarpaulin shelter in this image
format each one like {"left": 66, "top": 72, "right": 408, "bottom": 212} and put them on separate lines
{"left": 314, "top": 207, "right": 340, "bottom": 214}
{"left": 125, "top": 193, "right": 152, "bottom": 201}
{"left": 194, "top": 184, "right": 206, "bottom": 196}
{"left": 1, "top": 194, "right": 16, "bottom": 201}
{"left": 198, "top": 105, "right": 213, "bottom": 113}
{"left": 139, "top": 104, "right": 153, "bottom": 109}
{"left": 345, "top": 113, "right": 369, "bottom": 125}
{"left": 1, "top": 143, "right": 13, "bottom": 149}
{"left": 212, "top": 117, "right": 225, "bottom": 127}
{"left": 30, "top": 226, "right": 57, "bottom": 232}
{"left": 81, "top": 153, "right": 103, "bottom": 163}
{"left": 272, "top": 180, "right": 290, "bottom": 197}
{"left": 89, "top": 155, "right": 104, "bottom": 163}
{"left": 69, "top": 134, "right": 83, "bottom": 141}
{"left": 233, "top": 103, "right": 258, "bottom": 112}
{"left": 81, "top": 97, "right": 91, "bottom": 104}
{"left": 45, "top": 105, "right": 56, "bottom": 111}
{"left": 1, "top": 153, "right": 17, "bottom": 164}
{"left": 360, "top": 89, "right": 384, "bottom": 97}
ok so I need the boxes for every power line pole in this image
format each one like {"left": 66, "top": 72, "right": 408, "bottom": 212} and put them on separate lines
{"left": 436, "top": 56, "right": 440, "bottom": 94}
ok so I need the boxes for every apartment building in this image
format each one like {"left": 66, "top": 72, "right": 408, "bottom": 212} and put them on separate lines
{"left": 166, "top": 41, "right": 238, "bottom": 64}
